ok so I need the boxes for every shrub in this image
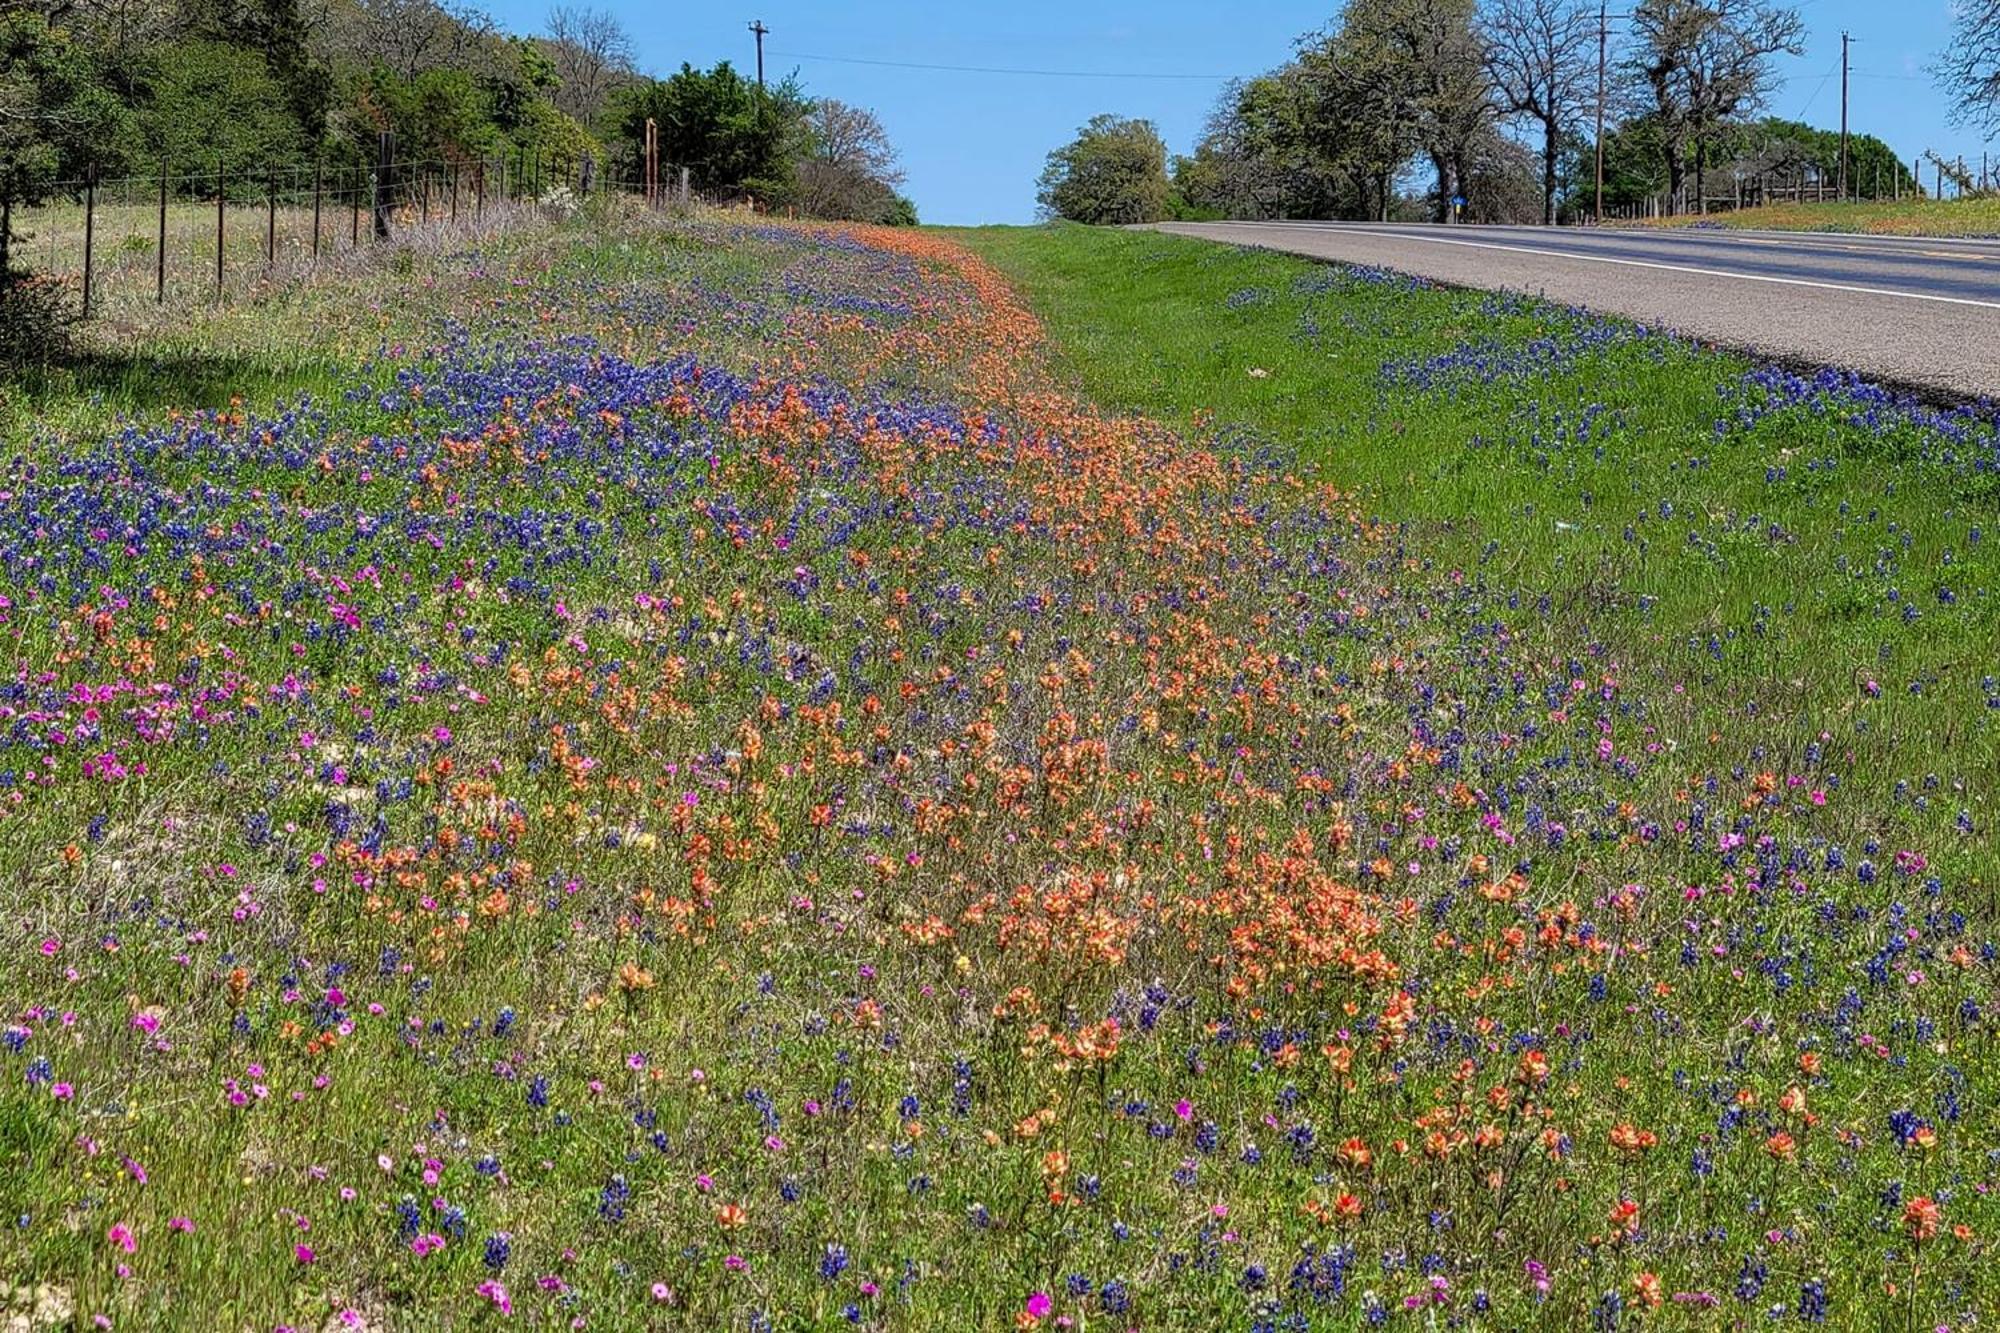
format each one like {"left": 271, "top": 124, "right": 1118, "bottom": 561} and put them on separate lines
{"left": 0, "top": 274, "right": 78, "bottom": 371}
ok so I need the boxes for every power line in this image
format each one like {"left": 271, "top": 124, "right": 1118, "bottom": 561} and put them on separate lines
{"left": 768, "top": 50, "right": 1236, "bottom": 81}
{"left": 1791, "top": 54, "right": 1842, "bottom": 120}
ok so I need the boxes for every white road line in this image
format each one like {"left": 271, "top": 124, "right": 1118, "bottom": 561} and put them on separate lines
{"left": 1198, "top": 224, "right": 2000, "bottom": 311}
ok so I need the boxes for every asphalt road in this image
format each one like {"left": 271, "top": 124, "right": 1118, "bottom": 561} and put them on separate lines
{"left": 1149, "top": 220, "right": 2000, "bottom": 399}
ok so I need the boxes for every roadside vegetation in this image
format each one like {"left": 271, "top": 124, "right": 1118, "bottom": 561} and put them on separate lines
{"left": 1036, "top": 0, "right": 1994, "bottom": 234}
{"left": 4, "top": 205, "right": 2000, "bottom": 1329}
{"left": 0, "top": 0, "right": 916, "bottom": 370}
{"left": 1633, "top": 197, "right": 2000, "bottom": 238}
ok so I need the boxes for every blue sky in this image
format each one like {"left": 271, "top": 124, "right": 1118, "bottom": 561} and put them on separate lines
{"left": 485, "top": 0, "right": 1990, "bottom": 224}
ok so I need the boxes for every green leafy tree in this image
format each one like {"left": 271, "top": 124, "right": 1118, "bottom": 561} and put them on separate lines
{"left": 0, "top": 10, "right": 132, "bottom": 281}
{"left": 142, "top": 40, "right": 302, "bottom": 176}
{"left": 612, "top": 62, "right": 809, "bottom": 202}
{"left": 1035, "top": 114, "right": 1172, "bottom": 224}
{"left": 1176, "top": 71, "right": 1369, "bottom": 220}
{"left": 484, "top": 35, "right": 560, "bottom": 137}
{"left": 349, "top": 65, "right": 498, "bottom": 167}
{"left": 1331, "top": 0, "right": 1495, "bottom": 222}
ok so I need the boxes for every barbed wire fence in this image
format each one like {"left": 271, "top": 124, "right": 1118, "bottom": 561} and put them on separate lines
{"left": 11, "top": 127, "right": 701, "bottom": 325}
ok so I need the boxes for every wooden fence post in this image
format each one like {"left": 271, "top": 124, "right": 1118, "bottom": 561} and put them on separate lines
{"left": 374, "top": 131, "right": 393, "bottom": 241}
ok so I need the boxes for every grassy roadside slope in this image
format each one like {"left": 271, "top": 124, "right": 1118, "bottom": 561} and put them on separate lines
{"left": 1627, "top": 197, "right": 2000, "bottom": 236}
{"left": 956, "top": 221, "right": 2000, "bottom": 848}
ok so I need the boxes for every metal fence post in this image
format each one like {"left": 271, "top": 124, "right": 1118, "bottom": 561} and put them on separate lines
{"left": 265, "top": 164, "right": 276, "bottom": 267}
{"left": 81, "top": 166, "right": 95, "bottom": 320}
{"left": 312, "top": 160, "right": 322, "bottom": 262}
{"left": 215, "top": 157, "right": 225, "bottom": 302}
{"left": 476, "top": 163, "right": 485, "bottom": 221}
{"left": 156, "top": 159, "right": 168, "bottom": 304}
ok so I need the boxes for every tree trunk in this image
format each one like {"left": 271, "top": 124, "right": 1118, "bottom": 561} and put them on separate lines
{"left": 1433, "top": 155, "right": 1452, "bottom": 223}
{"left": 1663, "top": 141, "right": 1687, "bottom": 217}
{"left": 1695, "top": 136, "right": 1708, "bottom": 215}
{"left": 1543, "top": 118, "right": 1560, "bottom": 226}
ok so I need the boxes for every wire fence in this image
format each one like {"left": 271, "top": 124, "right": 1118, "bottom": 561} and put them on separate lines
{"left": 11, "top": 137, "right": 699, "bottom": 324}
{"left": 1603, "top": 149, "right": 1998, "bottom": 221}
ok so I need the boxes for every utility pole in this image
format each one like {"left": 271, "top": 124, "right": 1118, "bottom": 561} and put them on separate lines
{"left": 1594, "top": 0, "right": 1608, "bottom": 223}
{"left": 1837, "top": 32, "right": 1851, "bottom": 201}
{"left": 749, "top": 20, "right": 769, "bottom": 88}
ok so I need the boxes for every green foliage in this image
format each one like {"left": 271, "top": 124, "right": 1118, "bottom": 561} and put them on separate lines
{"left": 612, "top": 63, "right": 810, "bottom": 201}
{"left": 1035, "top": 114, "right": 1172, "bottom": 224}
{"left": 509, "top": 98, "right": 600, "bottom": 165}
{"left": 1578, "top": 114, "right": 1921, "bottom": 210}
{"left": 142, "top": 40, "right": 301, "bottom": 175}
{"left": 0, "top": 12, "right": 134, "bottom": 199}
{"left": 1747, "top": 119, "right": 1918, "bottom": 197}
{"left": 0, "top": 272, "right": 77, "bottom": 368}
{"left": 0, "top": 11, "right": 135, "bottom": 282}
{"left": 351, "top": 65, "right": 498, "bottom": 166}
{"left": 483, "top": 35, "right": 560, "bottom": 136}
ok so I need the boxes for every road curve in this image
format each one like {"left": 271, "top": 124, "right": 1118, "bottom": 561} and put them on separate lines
{"left": 1148, "top": 220, "right": 2000, "bottom": 400}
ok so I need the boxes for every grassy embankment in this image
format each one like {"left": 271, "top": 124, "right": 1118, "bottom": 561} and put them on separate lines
{"left": 959, "top": 221, "right": 2000, "bottom": 822}
{"left": 1627, "top": 196, "right": 2000, "bottom": 236}
{"left": 2, "top": 212, "right": 1997, "bottom": 1329}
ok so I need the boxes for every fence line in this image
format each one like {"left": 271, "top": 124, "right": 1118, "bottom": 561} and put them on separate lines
{"left": 12, "top": 138, "right": 700, "bottom": 323}
{"left": 1593, "top": 147, "right": 1997, "bottom": 222}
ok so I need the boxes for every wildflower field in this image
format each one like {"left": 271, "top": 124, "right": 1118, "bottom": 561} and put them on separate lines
{"left": 2, "top": 211, "right": 1999, "bottom": 1332}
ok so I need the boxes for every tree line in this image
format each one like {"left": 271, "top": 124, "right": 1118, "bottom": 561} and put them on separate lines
{"left": 1040, "top": 0, "right": 1997, "bottom": 226}
{"left": 0, "top": 0, "right": 915, "bottom": 288}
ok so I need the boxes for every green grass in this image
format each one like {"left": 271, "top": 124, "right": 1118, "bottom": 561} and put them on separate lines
{"left": 955, "top": 221, "right": 2000, "bottom": 848}
{"left": 1628, "top": 196, "right": 2000, "bottom": 237}
{"left": 4, "top": 213, "right": 1999, "bottom": 1331}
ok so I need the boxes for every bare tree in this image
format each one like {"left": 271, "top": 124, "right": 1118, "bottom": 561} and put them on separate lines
{"left": 1936, "top": 0, "right": 2000, "bottom": 135}
{"left": 1481, "top": 0, "right": 1594, "bottom": 223}
{"left": 543, "top": 4, "right": 634, "bottom": 125}
{"left": 327, "top": 0, "right": 499, "bottom": 81}
{"left": 804, "top": 100, "right": 901, "bottom": 182}
{"left": 796, "top": 99, "right": 906, "bottom": 221}
{"left": 1624, "top": 0, "right": 1803, "bottom": 213}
